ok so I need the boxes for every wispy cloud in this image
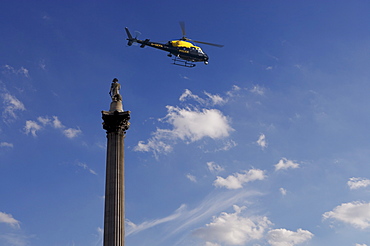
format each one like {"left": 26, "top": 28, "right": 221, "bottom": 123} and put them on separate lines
{"left": 279, "top": 188, "right": 287, "bottom": 196}
{"left": 226, "top": 85, "right": 241, "bottom": 97}
{"left": 179, "top": 89, "right": 226, "bottom": 106}
{"left": 347, "top": 177, "right": 370, "bottom": 190}
{"left": 2, "top": 65, "right": 29, "bottom": 78}
{"left": 1, "top": 93, "right": 25, "bottom": 121}
{"left": 0, "top": 233, "right": 29, "bottom": 246}
{"left": 250, "top": 85, "right": 265, "bottom": 95}
{"left": 205, "top": 242, "right": 220, "bottom": 246}
{"left": 94, "top": 227, "right": 103, "bottom": 246}
{"left": 207, "top": 162, "right": 224, "bottom": 174}
{"left": 256, "top": 133, "right": 267, "bottom": 149}
{"left": 213, "top": 169, "right": 266, "bottom": 190}
{"left": 77, "top": 162, "right": 97, "bottom": 175}
{"left": 274, "top": 158, "right": 299, "bottom": 171}
{"left": 0, "top": 142, "right": 13, "bottom": 148}
{"left": 204, "top": 92, "right": 226, "bottom": 106}
{"left": 39, "top": 59, "right": 46, "bottom": 70}
{"left": 126, "top": 204, "right": 186, "bottom": 236}
{"left": 186, "top": 174, "right": 197, "bottom": 183}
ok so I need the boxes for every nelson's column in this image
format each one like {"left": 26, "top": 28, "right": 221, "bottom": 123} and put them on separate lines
{"left": 102, "top": 78, "right": 130, "bottom": 246}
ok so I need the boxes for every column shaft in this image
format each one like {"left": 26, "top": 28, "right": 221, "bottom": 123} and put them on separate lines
{"left": 104, "top": 131, "right": 125, "bottom": 246}
{"left": 102, "top": 110, "right": 130, "bottom": 246}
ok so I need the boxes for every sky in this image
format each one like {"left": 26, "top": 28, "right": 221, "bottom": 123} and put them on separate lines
{"left": 1, "top": 1, "right": 370, "bottom": 246}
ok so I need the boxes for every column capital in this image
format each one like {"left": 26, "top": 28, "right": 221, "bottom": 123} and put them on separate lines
{"left": 102, "top": 110, "right": 130, "bottom": 134}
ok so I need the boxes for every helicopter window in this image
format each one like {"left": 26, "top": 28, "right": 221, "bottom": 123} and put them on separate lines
{"left": 197, "top": 48, "right": 204, "bottom": 54}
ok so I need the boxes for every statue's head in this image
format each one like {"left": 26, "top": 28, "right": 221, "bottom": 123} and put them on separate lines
{"left": 113, "top": 78, "right": 118, "bottom": 83}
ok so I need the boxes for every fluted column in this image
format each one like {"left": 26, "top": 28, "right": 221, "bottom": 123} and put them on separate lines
{"left": 102, "top": 110, "right": 130, "bottom": 246}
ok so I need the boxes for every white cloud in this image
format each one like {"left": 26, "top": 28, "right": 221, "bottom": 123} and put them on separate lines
{"left": 39, "top": 59, "right": 46, "bottom": 70}
{"left": 0, "top": 233, "right": 29, "bottom": 246}
{"left": 205, "top": 242, "right": 220, "bottom": 246}
{"left": 257, "top": 133, "right": 267, "bottom": 149}
{"left": 250, "top": 85, "right": 265, "bottom": 95}
{"left": 214, "top": 169, "right": 266, "bottom": 189}
{"left": 186, "top": 174, "right": 197, "bottom": 183}
{"left": 2, "top": 65, "right": 29, "bottom": 78}
{"left": 179, "top": 74, "right": 190, "bottom": 80}
{"left": 126, "top": 204, "right": 186, "bottom": 236}
{"left": 135, "top": 106, "right": 233, "bottom": 155}
{"left": 323, "top": 201, "right": 370, "bottom": 229}
{"left": 267, "top": 228, "right": 313, "bottom": 246}
{"left": 204, "top": 92, "right": 226, "bottom": 105}
{"left": 47, "top": 116, "right": 82, "bottom": 138}
{"left": 164, "top": 106, "right": 233, "bottom": 141}
{"left": 355, "top": 244, "right": 367, "bottom": 246}
{"left": 348, "top": 177, "right": 370, "bottom": 190}
{"left": 135, "top": 138, "right": 172, "bottom": 156}
{"left": 279, "top": 188, "right": 287, "bottom": 196}
{"left": 226, "top": 85, "right": 241, "bottom": 97}
{"left": 24, "top": 120, "right": 42, "bottom": 137}
{"left": 204, "top": 140, "right": 237, "bottom": 153}
{"left": 207, "top": 162, "right": 224, "bottom": 174}
{"left": 63, "top": 128, "right": 81, "bottom": 138}
{"left": 77, "top": 162, "right": 97, "bottom": 175}
{"left": 0, "top": 142, "right": 13, "bottom": 148}
{"left": 274, "top": 158, "right": 299, "bottom": 171}
{"left": 193, "top": 205, "right": 272, "bottom": 245}
{"left": 179, "top": 89, "right": 226, "bottom": 106}
{"left": 94, "top": 227, "right": 103, "bottom": 246}
{"left": 24, "top": 116, "right": 81, "bottom": 139}
{"left": 179, "top": 89, "right": 204, "bottom": 104}
{"left": 52, "top": 116, "right": 64, "bottom": 129}
{"left": 37, "top": 116, "right": 51, "bottom": 125}
{"left": 0, "top": 212, "right": 20, "bottom": 228}
{"left": 126, "top": 189, "right": 261, "bottom": 241}
{"left": 2, "top": 93, "right": 25, "bottom": 121}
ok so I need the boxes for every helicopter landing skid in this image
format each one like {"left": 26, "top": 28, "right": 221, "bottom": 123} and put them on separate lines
{"left": 172, "top": 57, "right": 196, "bottom": 68}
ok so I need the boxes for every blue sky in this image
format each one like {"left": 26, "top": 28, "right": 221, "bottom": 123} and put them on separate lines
{"left": 1, "top": 1, "right": 370, "bottom": 246}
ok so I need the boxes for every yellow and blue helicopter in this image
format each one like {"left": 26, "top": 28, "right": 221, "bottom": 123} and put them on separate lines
{"left": 125, "top": 22, "right": 223, "bottom": 67}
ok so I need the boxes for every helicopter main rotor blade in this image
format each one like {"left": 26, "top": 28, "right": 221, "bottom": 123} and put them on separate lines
{"left": 179, "top": 21, "right": 223, "bottom": 47}
{"left": 179, "top": 21, "right": 186, "bottom": 39}
{"left": 188, "top": 38, "right": 224, "bottom": 48}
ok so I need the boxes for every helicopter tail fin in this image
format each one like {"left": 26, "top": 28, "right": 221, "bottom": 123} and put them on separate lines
{"left": 125, "top": 27, "right": 135, "bottom": 46}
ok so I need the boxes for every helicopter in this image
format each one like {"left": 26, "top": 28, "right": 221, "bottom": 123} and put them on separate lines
{"left": 125, "top": 22, "right": 223, "bottom": 67}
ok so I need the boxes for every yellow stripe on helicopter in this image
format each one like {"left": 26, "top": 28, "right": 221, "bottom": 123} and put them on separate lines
{"left": 170, "top": 40, "right": 200, "bottom": 49}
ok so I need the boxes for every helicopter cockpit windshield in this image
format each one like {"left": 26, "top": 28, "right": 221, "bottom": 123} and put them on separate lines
{"left": 190, "top": 46, "right": 204, "bottom": 54}
{"left": 197, "top": 47, "right": 204, "bottom": 54}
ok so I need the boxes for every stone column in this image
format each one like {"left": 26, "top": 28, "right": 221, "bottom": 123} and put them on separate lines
{"left": 102, "top": 78, "right": 130, "bottom": 246}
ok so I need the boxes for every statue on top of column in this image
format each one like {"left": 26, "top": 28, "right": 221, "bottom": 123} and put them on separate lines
{"left": 109, "top": 78, "right": 122, "bottom": 102}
